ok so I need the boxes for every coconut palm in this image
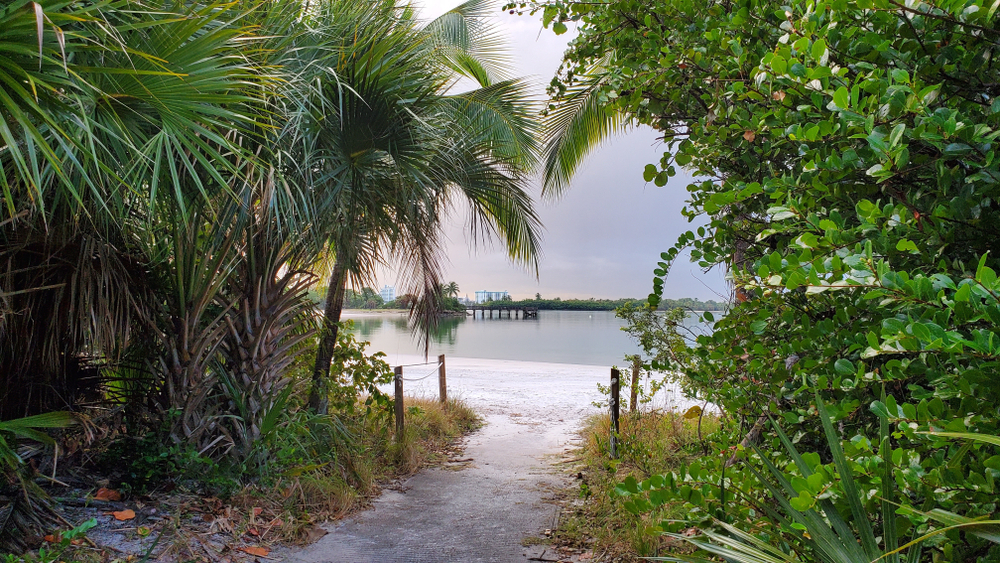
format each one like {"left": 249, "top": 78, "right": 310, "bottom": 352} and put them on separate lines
{"left": 279, "top": 0, "right": 543, "bottom": 413}
{"left": 444, "top": 281, "right": 460, "bottom": 298}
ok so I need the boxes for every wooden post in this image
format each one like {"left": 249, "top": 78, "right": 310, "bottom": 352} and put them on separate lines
{"left": 610, "top": 368, "right": 620, "bottom": 459}
{"left": 630, "top": 357, "right": 641, "bottom": 413}
{"left": 394, "top": 366, "right": 404, "bottom": 441}
{"left": 438, "top": 354, "right": 447, "bottom": 404}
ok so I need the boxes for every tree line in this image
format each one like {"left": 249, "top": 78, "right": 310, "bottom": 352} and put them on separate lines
{"left": 505, "top": 297, "right": 727, "bottom": 311}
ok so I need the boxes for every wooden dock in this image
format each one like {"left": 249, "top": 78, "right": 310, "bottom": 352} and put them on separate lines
{"left": 466, "top": 305, "right": 538, "bottom": 319}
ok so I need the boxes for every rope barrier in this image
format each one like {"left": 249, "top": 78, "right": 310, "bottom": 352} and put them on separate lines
{"left": 393, "top": 360, "right": 441, "bottom": 369}
{"left": 396, "top": 361, "right": 443, "bottom": 382}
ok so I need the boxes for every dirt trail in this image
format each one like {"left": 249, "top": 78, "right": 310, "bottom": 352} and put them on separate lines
{"left": 278, "top": 357, "right": 607, "bottom": 563}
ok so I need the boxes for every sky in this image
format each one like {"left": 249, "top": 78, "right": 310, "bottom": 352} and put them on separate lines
{"left": 376, "top": 1, "right": 729, "bottom": 302}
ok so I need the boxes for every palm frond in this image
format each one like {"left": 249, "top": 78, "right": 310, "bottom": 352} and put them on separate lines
{"left": 541, "top": 70, "right": 626, "bottom": 198}
{"left": 422, "top": 0, "right": 513, "bottom": 87}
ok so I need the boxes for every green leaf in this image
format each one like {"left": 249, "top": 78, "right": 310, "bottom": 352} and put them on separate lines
{"left": 811, "top": 39, "right": 827, "bottom": 61}
{"left": 918, "top": 431, "right": 1000, "bottom": 448}
{"left": 643, "top": 164, "right": 657, "bottom": 182}
{"left": 955, "top": 283, "right": 972, "bottom": 302}
{"left": 834, "top": 358, "right": 854, "bottom": 375}
{"left": 771, "top": 55, "right": 787, "bottom": 75}
{"left": 833, "top": 86, "right": 850, "bottom": 109}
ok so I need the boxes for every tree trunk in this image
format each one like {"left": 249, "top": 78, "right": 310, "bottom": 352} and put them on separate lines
{"left": 308, "top": 255, "right": 348, "bottom": 414}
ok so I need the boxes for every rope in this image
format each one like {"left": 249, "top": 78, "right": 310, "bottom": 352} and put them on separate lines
{"left": 399, "top": 362, "right": 441, "bottom": 382}
{"left": 394, "top": 360, "right": 441, "bottom": 369}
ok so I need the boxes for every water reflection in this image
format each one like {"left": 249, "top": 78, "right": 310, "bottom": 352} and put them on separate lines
{"left": 348, "top": 313, "right": 468, "bottom": 347}
{"left": 342, "top": 310, "right": 643, "bottom": 366}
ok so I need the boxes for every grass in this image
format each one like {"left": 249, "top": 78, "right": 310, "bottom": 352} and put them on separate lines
{"left": 549, "top": 409, "right": 718, "bottom": 562}
{"left": 10, "top": 397, "right": 481, "bottom": 562}
{"left": 228, "top": 396, "right": 481, "bottom": 542}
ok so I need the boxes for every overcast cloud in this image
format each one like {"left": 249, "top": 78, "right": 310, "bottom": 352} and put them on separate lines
{"left": 376, "top": 2, "right": 729, "bottom": 301}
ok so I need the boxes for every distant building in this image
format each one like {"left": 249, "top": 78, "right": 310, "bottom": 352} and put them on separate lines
{"left": 475, "top": 290, "right": 509, "bottom": 303}
{"left": 380, "top": 285, "right": 396, "bottom": 302}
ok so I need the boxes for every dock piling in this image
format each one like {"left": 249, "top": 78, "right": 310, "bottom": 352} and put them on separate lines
{"left": 610, "top": 368, "right": 620, "bottom": 459}
{"left": 394, "top": 366, "right": 404, "bottom": 442}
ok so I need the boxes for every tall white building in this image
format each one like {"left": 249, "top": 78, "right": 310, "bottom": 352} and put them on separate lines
{"left": 474, "top": 290, "right": 509, "bottom": 303}
{"left": 380, "top": 285, "right": 396, "bottom": 302}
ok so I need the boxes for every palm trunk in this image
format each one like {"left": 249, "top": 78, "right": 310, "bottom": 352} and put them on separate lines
{"left": 309, "top": 254, "right": 348, "bottom": 413}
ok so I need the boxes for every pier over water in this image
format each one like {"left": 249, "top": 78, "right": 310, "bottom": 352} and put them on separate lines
{"left": 466, "top": 305, "right": 538, "bottom": 319}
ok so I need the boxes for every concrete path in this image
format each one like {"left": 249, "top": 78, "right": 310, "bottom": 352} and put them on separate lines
{"left": 279, "top": 357, "right": 609, "bottom": 563}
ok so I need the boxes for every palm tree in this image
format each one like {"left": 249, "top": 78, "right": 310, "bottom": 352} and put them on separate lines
{"left": 281, "top": 0, "right": 543, "bottom": 413}
{"left": 444, "top": 281, "right": 460, "bottom": 298}
{"left": 0, "top": 0, "right": 270, "bottom": 420}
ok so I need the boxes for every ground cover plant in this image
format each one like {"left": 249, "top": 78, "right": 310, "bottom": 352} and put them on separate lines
{"left": 512, "top": 0, "right": 1000, "bottom": 560}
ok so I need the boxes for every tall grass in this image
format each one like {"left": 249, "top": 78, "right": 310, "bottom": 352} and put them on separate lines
{"left": 552, "top": 410, "right": 718, "bottom": 561}
{"left": 228, "top": 397, "right": 481, "bottom": 542}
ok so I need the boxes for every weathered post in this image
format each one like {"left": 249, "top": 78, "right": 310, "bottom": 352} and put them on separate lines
{"left": 630, "top": 357, "right": 641, "bottom": 413}
{"left": 438, "top": 354, "right": 447, "bottom": 404}
{"left": 610, "top": 367, "right": 620, "bottom": 459}
{"left": 394, "top": 366, "right": 404, "bottom": 442}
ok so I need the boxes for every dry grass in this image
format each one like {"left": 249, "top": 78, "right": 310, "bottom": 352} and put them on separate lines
{"left": 228, "top": 396, "right": 480, "bottom": 544}
{"left": 550, "top": 409, "right": 718, "bottom": 562}
{"left": 15, "top": 397, "right": 482, "bottom": 563}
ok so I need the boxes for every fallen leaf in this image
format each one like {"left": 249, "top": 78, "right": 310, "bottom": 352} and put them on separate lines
{"left": 743, "top": 130, "right": 756, "bottom": 142}
{"left": 137, "top": 526, "right": 151, "bottom": 537}
{"left": 112, "top": 509, "right": 136, "bottom": 521}
{"left": 247, "top": 527, "right": 260, "bottom": 537}
{"left": 252, "top": 507, "right": 263, "bottom": 516}
{"left": 303, "top": 525, "right": 327, "bottom": 543}
{"left": 238, "top": 546, "right": 270, "bottom": 557}
{"left": 94, "top": 487, "right": 121, "bottom": 501}
{"left": 43, "top": 535, "right": 57, "bottom": 543}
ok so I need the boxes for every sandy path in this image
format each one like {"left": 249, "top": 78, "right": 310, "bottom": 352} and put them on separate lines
{"left": 278, "top": 357, "right": 611, "bottom": 563}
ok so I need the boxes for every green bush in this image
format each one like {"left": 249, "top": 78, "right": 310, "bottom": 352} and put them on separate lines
{"left": 521, "top": 0, "right": 1000, "bottom": 559}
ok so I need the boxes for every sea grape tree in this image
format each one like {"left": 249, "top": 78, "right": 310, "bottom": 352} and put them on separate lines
{"left": 514, "top": 0, "right": 1000, "bottom": 559}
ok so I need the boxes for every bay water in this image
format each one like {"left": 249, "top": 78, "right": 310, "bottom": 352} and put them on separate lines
{"left": 343, "top": 309, "right": 704, "bottom": 413}
{"left": 343, "top": 309, "right": 709, "bottom": 368}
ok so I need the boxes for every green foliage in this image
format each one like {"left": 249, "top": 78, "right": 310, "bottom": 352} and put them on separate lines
{"left": 2, "top": 518, "right": 98, "bottom": 563}
{"left": 322, "top": 322, "right": 394, "bottom": 415}
{"left": 522, "top": 0, "right": 1000, "bottom": 559}
{"left": 0, "top": 413, "right": 75, "bottom": 553}
{"left": 101, "top": 412, "right": 233, "bottom": 496}
{"left": 346, "top": 288, "right": 385, "bottom": 310}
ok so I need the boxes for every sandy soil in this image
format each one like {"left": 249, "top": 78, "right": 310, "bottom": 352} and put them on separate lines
{"left": 276, "top": 357, "right": 697, "bottom": 563}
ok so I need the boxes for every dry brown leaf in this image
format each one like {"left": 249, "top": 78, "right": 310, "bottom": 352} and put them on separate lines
{"left": 303, "top": 526, "right": 327, "bottom": 543}
{"left": 238, "top": 546, "right": 270, "bottom": 557}
{"left": 43, "top": 534, "right": 57, "bottom": 543}
{"left": 743, "top": 130, "right": 756, "bottom": 142}
{"left": 252, "top": 507, "right": 263, "bottom": 516}
{"left": 772, "top": 90, "right": 786, "bottom": 101}
{"left": 94, "top": 487, "right": 122, "bottom": 501}
{"left": 247, "top": 527, "right": 260, "bottom": 537}
{"left": 112, "top": 509, "right": 136, "bottom": 521}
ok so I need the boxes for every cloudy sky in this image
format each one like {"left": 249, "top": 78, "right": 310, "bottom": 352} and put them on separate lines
{"left": 377, "top": 1, "right": 728, "bottom": 301}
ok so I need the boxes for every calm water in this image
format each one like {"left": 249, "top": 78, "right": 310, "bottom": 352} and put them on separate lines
{"left": 343, "top": 310, "right": 707, "bottom": 367}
